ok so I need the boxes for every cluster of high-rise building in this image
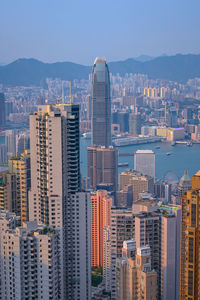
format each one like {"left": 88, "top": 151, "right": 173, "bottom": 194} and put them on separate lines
{"left": 0, "top": 103, "right": 91, "bottom": 299}
{"left": 0, "top": 57, "right": 200, "bottom": 300}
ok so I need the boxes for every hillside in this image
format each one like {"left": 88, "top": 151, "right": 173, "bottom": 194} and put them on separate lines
{"left": 0, "top": 54, "right": 200, "bottom": 86}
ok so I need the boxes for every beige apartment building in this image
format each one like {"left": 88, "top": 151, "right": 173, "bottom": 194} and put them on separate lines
{"left": 119, "top": 170, "right": 154, "bottom": 202}
{"left": 110, "top": 208, "right": 134, "bottom": 299}
{"left": 116, "top": 240, "right": 157, "bottom": 300}
{"left": 0, "top": 149, "right": 30, "bottom": 223}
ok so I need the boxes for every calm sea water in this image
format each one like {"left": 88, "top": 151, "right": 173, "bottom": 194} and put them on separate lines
{"left": 1, "top": 135, "right": 200, "bottom": 181}
{"left": 81, "top": 138, "right": 200, "bottom": 181}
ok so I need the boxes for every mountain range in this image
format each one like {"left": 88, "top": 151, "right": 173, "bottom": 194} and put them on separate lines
{"left": 0, "top": 54, "right": 200, "bottom": 86}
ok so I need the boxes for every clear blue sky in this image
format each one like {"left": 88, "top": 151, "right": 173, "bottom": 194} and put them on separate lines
{"left": 1, "top": 0, "right": 200, "bottom": 65}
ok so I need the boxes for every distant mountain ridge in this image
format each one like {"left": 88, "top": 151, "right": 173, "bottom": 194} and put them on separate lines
{"left": 0, "top": 54, "right": 200, "bottom": 86}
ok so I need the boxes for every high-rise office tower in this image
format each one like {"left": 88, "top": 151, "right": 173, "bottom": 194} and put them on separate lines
{"left": 129, "top": 113, "right": 141, "bottom": 136}
{"left": 5, "top": 129, "right": 17, "bottom": 160}
{"left": 116, "top": 240, "right": 157, "bottom": 300}
{"left": 134, "top": 150, "right": 155, "bottom": 180}
{"left": 88, "top": 145, "right": 118, "bottom": 191}
{"left": 91, "top": 190, "right": 112, "bottom": 267}
{"left": 29, "top": 104, "right": 91, "bottom": 300}
{"left": 112, "top": 112, "right": 129, "bottom": 133}
{"left": 180, "top": 171, "right": 200, "bottom": 299}
{"left": 0, "top": 93, "right": 5, "bottom": 126}
{"left": 177, "top": 170, "right": 192, "bottom": 204}
{"left": 16, "top": 130, "right": 30, "bottom": 155}
{"left": 92, "top": 57, "right": 111, "bottom": 147}
{"left": 0, "top": 220, "right": 61, "bottom": 300}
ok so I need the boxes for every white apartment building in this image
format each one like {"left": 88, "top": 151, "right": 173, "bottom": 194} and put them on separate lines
{"left": 0, "top": 220, "right": 61, "bottom": 300}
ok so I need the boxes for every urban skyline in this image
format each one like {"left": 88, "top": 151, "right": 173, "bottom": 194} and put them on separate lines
{"left": 0, "top": 54, "right": 200, "bottom": 299}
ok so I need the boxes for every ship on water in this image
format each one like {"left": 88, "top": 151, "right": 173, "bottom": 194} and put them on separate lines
{"left": 118, "top": 162, "right": 129, "bottom": 167}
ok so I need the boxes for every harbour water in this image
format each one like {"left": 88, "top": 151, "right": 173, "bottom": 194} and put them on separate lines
{"left": 81, "top": 138, "right": 200, "bottom": 181}
{"left": 1, "top": 134, "right": 200, "bottom": 181}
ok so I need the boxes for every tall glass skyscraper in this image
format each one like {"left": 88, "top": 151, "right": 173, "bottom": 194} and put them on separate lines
{"left": 92, "top": 57, "right": 111, "bottom": 147}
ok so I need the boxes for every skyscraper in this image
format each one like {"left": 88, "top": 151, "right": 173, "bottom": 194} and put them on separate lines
{"left": 134, "top": 150, "right": 155, "bottom": 180}
{"left": 16, "top": 130, "right": 30, "bottom": 156}
{"left": 177, "top": 170, "right": 192, "bottom": 204}
{"left": 116, "top": 240, "right": 157, "bottom": 300}
{"left": 0, "top": 93, "right": 5, "bottom": 126}
{"left": 0, "top": 150, "right": 31, "bottom": 223}
{"left": 129, "top": 112, "right": 141, "bottom": 136}
{"left": 0, "top": 220, "right": 61, "bottom": 300}
{"left": 110, "top": 208, "right": 134, "bottom": 299}
{"left": 88, "top": 145, "right": 118, "bottom": 191}
{"left": 161, "top": 210, "right": 181, "bottom": 300}
{"left": 90, "top": 190, "right": 112, "bottom": 267}
{"left": 8, "top": 149, "right": 31, "bottom": 223}
{"left": 180, "top": 171, "right": 200, "bottom": 299}
{"left": 92, "top": 57, "right": 111, "bottom": 147}
{"left": 5, "top": 129, "right": 17, "bottom": 160}
{"left": 29, "top": 104, "right": 91, "bottom": 300}
{"left": 0, "top": 210, "right": 20, "bottom": 300}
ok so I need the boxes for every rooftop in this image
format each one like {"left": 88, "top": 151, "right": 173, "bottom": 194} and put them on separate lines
{"left": 180, "top": 170, "right": 191, "bottom": 182}
{"left": 94, "top": 57, "right": 106, "bottom": 64}
{"left": 135, "top": 150, "right": 154, "bottom": 154}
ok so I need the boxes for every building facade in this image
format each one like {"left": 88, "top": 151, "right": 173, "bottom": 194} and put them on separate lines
{"left": 180, "top": 171, "right": 200, "bottom": 299}
{"left": 29, "top": 104, "right": 91, "bottom": 300}
{"left": 91, "top": 190, "right": 112, "bottom": 267}
{"left": 0, "top": 221, "right": 61, "bottom": 300}
{"left": 0, "top": 150, "right": 31, "bottom": 223}
{"left": 134, "top": 150, "right": 155, "bottom": 180}
{"left": 88, "top": 146, "right": 118, "bottom": 192}
{"left": 92, "top": 57, "right": 111, "bottom": 147}
{"left": 110, "top": 208, "right": 134, "bottom": 299}
{"left": 119, "top": 170, "right": 154, "bottom": 202}
{"left": 116, "top": 240, "right": 157, "bottom": 300}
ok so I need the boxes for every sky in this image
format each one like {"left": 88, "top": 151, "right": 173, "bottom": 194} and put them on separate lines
{"left": 1, "top": 0, "right": 200, "bottom": 65}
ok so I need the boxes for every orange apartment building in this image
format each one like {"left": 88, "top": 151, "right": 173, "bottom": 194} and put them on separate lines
{"left": 180, "top": 170, "right": 200, "bottom": 299}
{"left": 91, "top": 190, "right": 112, "bottom": 267}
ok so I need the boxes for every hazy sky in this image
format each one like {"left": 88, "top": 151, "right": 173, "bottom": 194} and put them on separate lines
{"left": 1, "top": 0, "right": 200, "bottom": 65}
